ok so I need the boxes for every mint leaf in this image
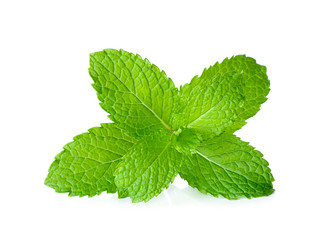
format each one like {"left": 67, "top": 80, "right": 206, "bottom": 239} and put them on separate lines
{"left": 174, "top": 55, "right": 270, "bottom": 135}
{"left": 46, "top": 49, "right": 274, "bottom": 202}
{"left": 45, "top": 123, "right": 135, "bottom": 197}
{"left": 89, "top": 49, "right": 178, "bottom": 135}
{"left": 179, "top": 133, "right": 274, "bottom": 199}
{"left": 114, "top": 129, "right": 183, "bottom": 202}
{"left": 173, "top": 71, "right": 245, "bottom": 138}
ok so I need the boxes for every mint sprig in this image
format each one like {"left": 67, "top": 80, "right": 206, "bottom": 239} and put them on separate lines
{"left": 45, "top": 49, "right": 274, "bottom": 202}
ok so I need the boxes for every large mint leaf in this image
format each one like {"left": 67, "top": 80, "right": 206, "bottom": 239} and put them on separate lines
{"left": 172, "top": 71, "right": 245, "bottom": 138}
{"left": 45, "top": 123, "right": 136, "bottom": 197}
{"left": 114, "top": 129, "right": 183, "bottom": 202}
{"left": 179, "top": 133, "right": 274, "bottom": 199}
{"left": 89, "top": 49, "right": 178, "bottom": 135}
{"left": 174, "top": 55, "right": 270, "bottom": 135}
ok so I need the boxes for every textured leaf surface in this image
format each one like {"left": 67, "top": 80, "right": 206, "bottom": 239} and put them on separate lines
{"left": 89, "top": 49, "right": 178, "bottom": 134}
{"left": 174, "top": 55, "right": 270, "bottom": 134}
{"left": 114, "top": 130, "right": 183, "bottom": 202}
{"left": 180, "top": 133, "right": 274, "bottom": 199}
{"left": 173, "top": 71, "right": 245, "bottom": 138}
{"left": 45, "top": 124, "right": 136, "bottom": 197}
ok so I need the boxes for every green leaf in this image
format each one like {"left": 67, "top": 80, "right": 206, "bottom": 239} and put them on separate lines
{"left": 45, "top": 123, "right": 136, "bottom": 197}
{"left": 174, "top": 55, "right": 270, "bottom": 135}
{"left": 114, "top": 129, "right": 183, "bottom": 202}
{"left": 89, "top": 49, "right": 178, "bottom": 135}
{"left": 173, "top": 71, "right": 245, "bottom": 138}
{"left": 179, "top": 133, "right": 274, "bottom": 199}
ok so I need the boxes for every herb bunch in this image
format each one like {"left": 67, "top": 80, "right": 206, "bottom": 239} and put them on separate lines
{"left": 45, "top": 49, "right": 274, "bottom": 202}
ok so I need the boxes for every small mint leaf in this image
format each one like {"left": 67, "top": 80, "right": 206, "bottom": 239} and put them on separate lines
{"left": 173, "top": 128, "right": 202, "bottom": 154}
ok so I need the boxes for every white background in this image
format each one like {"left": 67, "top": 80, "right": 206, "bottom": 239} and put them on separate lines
{"left": 1, "top": 0, "right": 329, "bottom": 239}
